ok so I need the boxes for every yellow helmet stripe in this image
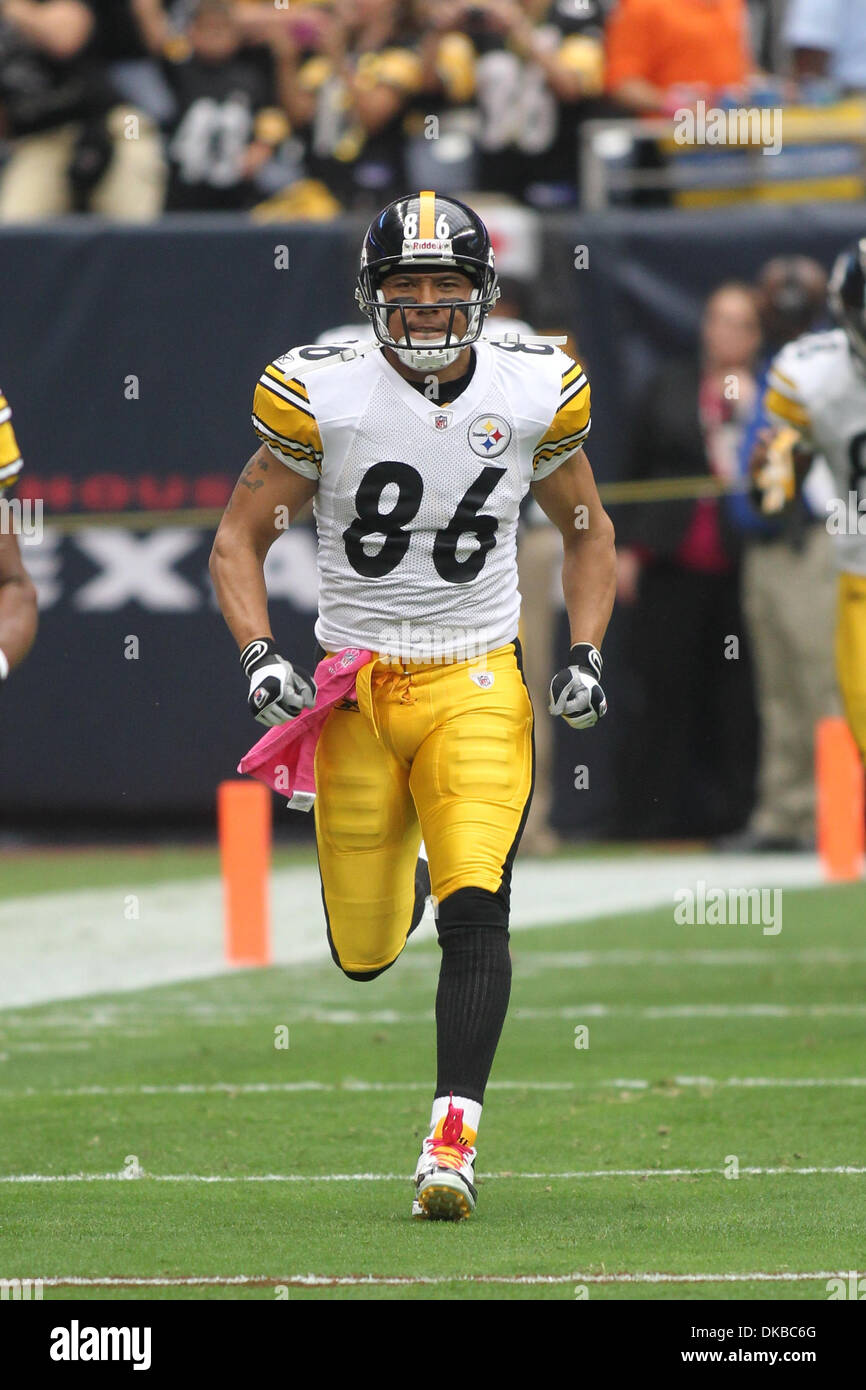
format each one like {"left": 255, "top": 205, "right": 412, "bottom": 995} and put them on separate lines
{"left": 419, "top": 190, "right": 436, "bottom": 239}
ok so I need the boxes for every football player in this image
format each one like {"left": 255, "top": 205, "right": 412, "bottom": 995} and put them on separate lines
{"left": 0, "top": 386, "right": 37, "bottom": 684}
{"left": 754, "top": 238, "right": 866, "bottom": 765}
{"left": 210, "top": 192, "right": 616, "bottom": 1219}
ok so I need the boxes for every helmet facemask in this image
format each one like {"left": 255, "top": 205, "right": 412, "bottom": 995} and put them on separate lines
{"left": 356, "top": 257, "right": 499, "bottom": 370}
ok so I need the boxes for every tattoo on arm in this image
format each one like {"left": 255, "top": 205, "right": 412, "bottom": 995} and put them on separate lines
{"left": 239, "top": 455, "right": 269, "bottom": 493}
{"left": 225, "top": 452, "right": 270, "bottom": 511}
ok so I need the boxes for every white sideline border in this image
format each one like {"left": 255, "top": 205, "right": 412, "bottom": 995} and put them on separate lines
{"left": 0, "top": 853, "right": 828, "bottom": 1009}
{"left": 31, "top": 1271, "right": 851, "bottom": 1288}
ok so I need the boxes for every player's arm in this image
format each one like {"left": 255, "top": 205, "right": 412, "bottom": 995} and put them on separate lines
{"left": 209, "top": 445, "right": 318, "bottom": 724}
{"left": 0, "top": 389, "right": 36, "bottom": 679}
{"left": 531, "top": 446, "right": 616, "bottom": 728}
{"left": 527, "top": 360, "right": 614, "bottom": 728}
{"left": 210, "top": 444, "right": 315, "bottom": 648}
{"left": 531, "top": 446, "right": 616, "bottom": 650}
{"left": 0, "top": 529, "right": 38, "bottom": 683}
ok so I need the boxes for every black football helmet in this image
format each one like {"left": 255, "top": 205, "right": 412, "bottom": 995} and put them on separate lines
{"left": 355, "top": 191, "right": 499, "bottom": 368}
{"left": 829, "top": 239, "right": 866, "bottom": 363}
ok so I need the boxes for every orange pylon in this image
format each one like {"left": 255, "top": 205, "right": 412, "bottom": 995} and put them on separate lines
{"left": 217, "top": 780, "right": 272, "bottom": 964}
{"left": 816, "top": 718, "right": 865, "bottom": 881}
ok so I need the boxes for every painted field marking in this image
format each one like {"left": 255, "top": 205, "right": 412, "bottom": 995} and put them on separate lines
{"left": 3, "top": 945, "right": 864, "bottom": 1028}
{"left": 2, "top": 1165, "right": 865, "bottom": 1184}
{"left": 31, "top": 1271, "right": 850, "bottom": 1289}
{"left": 0, "top": 851, "right": 831, "bottom": 1009}
{"left": 2, "top": 1076, "right": 866, "bottom": 1099}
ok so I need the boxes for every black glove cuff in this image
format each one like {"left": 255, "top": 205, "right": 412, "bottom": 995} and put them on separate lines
{"left": 569, "top": 642, "right": 603, "bottom": 677}
{"left": 240, "top": 637, "right": 277, "bottom": 679}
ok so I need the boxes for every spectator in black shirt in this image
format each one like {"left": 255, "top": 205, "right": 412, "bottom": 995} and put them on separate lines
{"left": 0, "top": 0, "right": 165, "bottom": 219}
{"left": 91, "top": 0, "right": 174, "bottom": 124}
{"left": 416, "top": 0, "right": 610, "bottom": 209}
{"left": 136, "top": 0, "right": 288, "bottom": 211}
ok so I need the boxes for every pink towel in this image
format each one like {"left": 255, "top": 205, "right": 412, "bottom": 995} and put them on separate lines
{"left": 237, "top": 647, "right": 372, "bottom": 810}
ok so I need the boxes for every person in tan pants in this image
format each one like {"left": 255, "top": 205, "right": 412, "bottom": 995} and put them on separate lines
{"left": 0, "top": 0, "right": 164, "bottom": 220}
{"left": 0, "top": 109, "right": 165, "bottom": 220}
{"left": 725, "top": 257, "right": 839, "bottom": 851}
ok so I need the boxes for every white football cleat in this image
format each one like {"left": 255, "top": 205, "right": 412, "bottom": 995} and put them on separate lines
{"left": 412, "top": 1098, "right": 477, "bottom": 1220}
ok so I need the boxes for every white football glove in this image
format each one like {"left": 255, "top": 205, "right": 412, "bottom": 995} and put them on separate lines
{"left": 549, "top": 643, "right": 607, "bottom": 729}
{"left": 240, "top": 637, "right": 316, "bottom": 727}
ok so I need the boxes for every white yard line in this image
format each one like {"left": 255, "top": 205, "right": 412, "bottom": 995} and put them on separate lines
{"left": 7, "top": 984, "right": 866, "bottom": 1033}
{"left": 5, "top": 1002, "right": 844, "bottom": 1027}
{"left": 3, "top": 1076, "right": 866, "bottom": 1099}
{"left": 2, "top": 1165, "right": 864, "bottom": 1184}
{"left": 29, "top": 1271, "right": 850, "bottom": 1288}
{"left": 0, "top": 853, "right": 828, "bottom": 1009}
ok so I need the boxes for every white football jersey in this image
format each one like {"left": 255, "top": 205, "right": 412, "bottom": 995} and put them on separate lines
{"left": 252, "top": 339, "right": 590, "bottom": 660}
{"left": 766, "top": 329, "right": 866, "bottom": 575}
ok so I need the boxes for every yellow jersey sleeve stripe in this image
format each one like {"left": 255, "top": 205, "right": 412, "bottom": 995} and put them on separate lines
{"left": 0, "top": 458, "right": 23, "bottom": 490}
{"left": 0, "top": 421, "right": 18, "bottom": 460}
{"left": 763, "top": 385, "right": 811, "bottom": 431}
{"left": 251, "top": 407, "right": 323, "bottom": 460}
{"left": 0, "top": 390, "right": 22, "bottom": 484}
{"left": 258, "top": 375, "right": 316, "bottom": 422}
{"left": 252, "top": 425, "right": 323, "bottom": 478}
{"left": 533, "top": 426, "right": 591, "bottom": 470}
{"left": 533, "top": 380, "right": 591, "bottom": 458}
{"left": 255, "top": 434, "right": 322, "bottom": 475}
{"left": 251, "top": 414, "right": 322, "bottom": 458}
{"left": 765, "top": 367, "right": 804, "bottom": 403}
{"left": 561, "top": 362, "right": 583, "bottom": 391}
{"left": 561, "top": 374, "right": 589, "bottom": 409}
{"left": 770, "top": 367, "right": 799, "bottom": 392}
{"left": 419, "top": 189, "right": 436, "bottom": 239}
{"left": 252, "top": 372, "right": 324, "bottom": 475}
{"left": 264, "top": 364, "right": 310, "bottom": 401}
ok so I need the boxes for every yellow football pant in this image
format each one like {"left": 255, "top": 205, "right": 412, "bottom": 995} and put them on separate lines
{"left": 314, "top": 642, "right": 534, "bottom": 975}
{"left": 836, "top": 572, "right": 866, "bottom": 763}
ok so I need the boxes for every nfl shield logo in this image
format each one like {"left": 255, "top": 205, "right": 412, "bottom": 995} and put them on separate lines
{"left": 433, "top": 413, "right": 450, "bottom": 430}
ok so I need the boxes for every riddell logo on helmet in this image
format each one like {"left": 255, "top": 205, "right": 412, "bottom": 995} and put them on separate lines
{"left": 402, "top": 238, "right": 454, "bottom": 257}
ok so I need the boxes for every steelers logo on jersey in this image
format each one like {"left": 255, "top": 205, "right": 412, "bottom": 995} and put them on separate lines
{"left": 468, "top": 414, "right": 512, "bottom": 458}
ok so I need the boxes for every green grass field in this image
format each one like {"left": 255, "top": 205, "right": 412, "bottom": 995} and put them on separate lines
{"left": 1, "top": 850, "right": 864, "bottom": 1301}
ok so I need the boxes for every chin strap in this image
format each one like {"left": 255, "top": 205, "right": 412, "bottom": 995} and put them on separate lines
{"left": 393, "top": 343, "right": 463, "bottom": 371}
{"left": 288, "top": 340, "right": 382, "bottom": 375}
{"left": 480, "top": 332, "right": 568, "bottom": 347}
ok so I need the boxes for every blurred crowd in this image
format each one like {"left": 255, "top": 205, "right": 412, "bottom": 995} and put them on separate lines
{"left": 611, "top": 253, "right": 838, "bottom": 853}
{"left": 0, "top": 0, "right": 864, "bottom": 222}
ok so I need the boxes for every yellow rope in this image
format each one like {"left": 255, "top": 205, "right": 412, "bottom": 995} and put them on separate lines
{"left": 39, "top": 476, "right": 749, "bottom": 535}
